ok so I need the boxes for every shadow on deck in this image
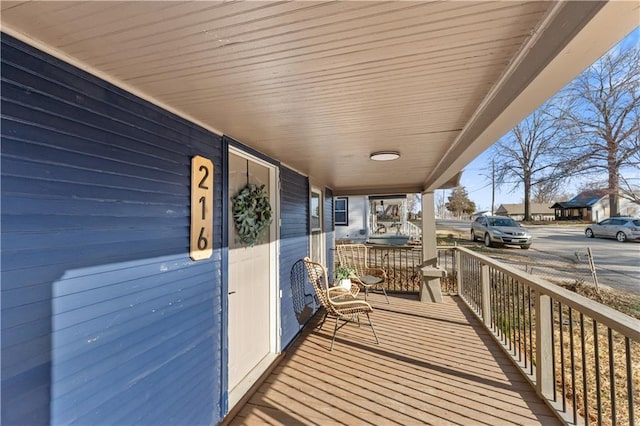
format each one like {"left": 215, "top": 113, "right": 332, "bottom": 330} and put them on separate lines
{"left": 230, "top": 294, "right": 560, "bottom": 425}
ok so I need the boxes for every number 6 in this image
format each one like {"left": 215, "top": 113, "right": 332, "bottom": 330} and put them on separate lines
{"left": 198, "top": 227, "right": 208, "bottom": 250}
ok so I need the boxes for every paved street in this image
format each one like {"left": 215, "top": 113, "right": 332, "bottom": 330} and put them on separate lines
{"left": 437, "top": 219, "right": 640, "bottom": 295}
{"left": 527, "top": 225, "right": 640, "bottom": 294}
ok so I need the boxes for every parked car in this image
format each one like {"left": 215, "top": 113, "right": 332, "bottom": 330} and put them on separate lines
{"left": 471, "top": 215, "right": 532, "bottom": 249}
{"left": 584, "top": 217, "right": 640, "bottom": 242}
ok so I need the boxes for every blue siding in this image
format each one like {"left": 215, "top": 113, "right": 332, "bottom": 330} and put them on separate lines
{"left": 278, "top": 167, "right": 311, "bottom": 348}
{"left": 325, "top": 188, "right": 335, "bottom": 274}
{"left": 1, "top": 33, "right": 223, "bottom": 425}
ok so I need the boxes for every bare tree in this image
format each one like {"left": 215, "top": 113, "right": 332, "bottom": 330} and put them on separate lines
{"left": 491, "top": 101, "right": 567, "bottom": 220}
{"left": 618, "top": 174, "right": 640, "bottom": 205}
{"left": 531, "top": 179, "right": 571, "bottom": 204}
{"left": 406, "top": 193, "right": 422, "bottom": 219}
{"left": 436, "top": 190, "right": 447, "bottom": 218}
{"left": 560, "top": 44, "right": 640, "bottom": 216}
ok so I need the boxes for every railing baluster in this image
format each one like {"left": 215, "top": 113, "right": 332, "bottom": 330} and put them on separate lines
{"left": 393, "top": 248, "right": 397, "bottom": 291}
{"left": 559, "top": 301, "right": 567, "bottom": 413}
{"left": 581, "top": 313, "right": 589, "bottom": 426}
{"left": 625, "top": 337, "right": 634, "bottom": 426}
{"left": 528, "top": 286, "right": 533, "bottom": 376}
{"left": 551, "top": 297, "right": 556, "bottom": 403}
{"left": 523, "top": 283, "right": 528, "bottom": 369}
{"left": 505, "top": 273, "right": 510, "bottom": 346}
{"left": 500, "top": 271, "right": 505, "bottom": 339}
{"left": 570, "top": 307, "right": 577, "bottom": 424}
{"left": 510, "top": 277, "right": 515, "bottom": 355}
{"left": 455, "top": 249, "right": 462, "bottom": 295}
{"left": 516, "top": 280, "right": 522, "bottom": 363}
{"left": 594, "top": 320, "right": 601, "bottom": 425}
{"left": 608, "top": 328, "right": 616, "bottom": 426}
{"left": 500, "top": 271, "right": 504, "bottom": 336}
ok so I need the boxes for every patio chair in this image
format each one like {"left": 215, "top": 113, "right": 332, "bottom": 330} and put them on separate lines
{"left": 290, "top": 259, "right": 317, "bottom": 325}
{"left": 336, "top": 244, "right": 390, "bottom": 303}
{"left": 303, "top": 257, "right": 379, "bottom": 351}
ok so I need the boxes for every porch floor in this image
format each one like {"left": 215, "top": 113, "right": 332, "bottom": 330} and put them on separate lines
{"left": 230, "top": 294, "right": 560, "bottom": 425}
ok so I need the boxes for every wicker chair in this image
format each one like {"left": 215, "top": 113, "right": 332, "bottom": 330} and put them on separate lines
{"left": 303, "top": 257, "right": 379, "bottom": 351}
{"left": 336, "top": 244, "right": 390, "bottom": 303}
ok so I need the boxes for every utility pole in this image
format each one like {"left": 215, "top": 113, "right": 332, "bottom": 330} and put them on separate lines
{"left": 491, "top": 159, "right": 495, "bottom": 215}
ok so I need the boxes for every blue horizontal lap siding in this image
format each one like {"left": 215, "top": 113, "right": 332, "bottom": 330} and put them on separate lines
{"left": 1, "top": 34, "right": 223, "bottom": 425}
{"left": 279, "top": 167, "right": 311, "bottom": 349}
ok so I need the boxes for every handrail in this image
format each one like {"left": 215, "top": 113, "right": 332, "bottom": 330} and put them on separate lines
{"left": 456, "top": 246, "right": 640, "bottom": 340}
{"left": 455, "top": 246, "right": 639, "bottom": 425}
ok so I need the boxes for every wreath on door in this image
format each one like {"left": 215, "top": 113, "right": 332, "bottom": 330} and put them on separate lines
{"left": 232, "top": 183, "right": 273, "bottom": 246}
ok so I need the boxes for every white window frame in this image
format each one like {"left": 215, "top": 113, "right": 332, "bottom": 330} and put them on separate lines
{"left": 334, "top": 197, "right": 348, "bottom": 226}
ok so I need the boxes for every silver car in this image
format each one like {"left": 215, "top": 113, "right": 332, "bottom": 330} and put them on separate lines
{"left": 584, "top": 217, "right": 640, "bottom": 242}
{"left": 471, "top": 215, "right": 532, "bottom": 249}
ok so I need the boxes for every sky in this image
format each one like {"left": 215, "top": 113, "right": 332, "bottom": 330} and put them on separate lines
{"left": 454, "top": 27, "right": 640, "bottom": 212}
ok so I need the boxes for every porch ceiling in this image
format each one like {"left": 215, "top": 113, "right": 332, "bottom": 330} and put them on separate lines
{"left": 1, "top": 1, "right": 637, "bottom": 195}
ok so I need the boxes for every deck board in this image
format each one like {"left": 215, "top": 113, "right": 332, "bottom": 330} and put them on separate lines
{"left": 230, "top": 294, "right": 560, "bottom": 425}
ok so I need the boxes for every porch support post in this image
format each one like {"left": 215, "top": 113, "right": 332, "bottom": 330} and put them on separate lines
{"left": 421, "top": 192, "right": 436, "bottom": 261}
{"left": 535, "top": 293, "right": 554, "bottom": 398}
{"left": 420, "top": 192, "right": 442, "bottom": 303}
{"left": 481, "top": 264, "right": 491, "bottom": 327}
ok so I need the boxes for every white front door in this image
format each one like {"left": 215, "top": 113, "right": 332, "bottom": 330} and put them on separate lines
{"left": 228, "top": 150, "right": 278, "bottom": 407}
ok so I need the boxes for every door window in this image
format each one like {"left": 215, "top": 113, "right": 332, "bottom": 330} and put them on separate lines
{"left": 310, "top": 188, "right": 324, "bottom": 264}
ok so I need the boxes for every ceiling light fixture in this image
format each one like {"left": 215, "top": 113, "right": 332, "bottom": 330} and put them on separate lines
{"left": 369, "top": 151, "right": 400, "bottom": 161}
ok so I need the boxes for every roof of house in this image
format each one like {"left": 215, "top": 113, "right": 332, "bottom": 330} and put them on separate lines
{"left": 550, "top": 189, "right": 608, "bottom": 209}
{"left": 495, "top": 203, "right": 554, "bottom": 215}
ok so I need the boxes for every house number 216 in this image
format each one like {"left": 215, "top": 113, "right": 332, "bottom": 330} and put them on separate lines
{"left": 190, "top": 155, "right": 213, "bottom": 260}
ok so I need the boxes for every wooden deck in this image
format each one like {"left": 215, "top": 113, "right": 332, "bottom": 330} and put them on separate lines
{"left": 230, "top": 294, "right": 561, "bottom": 425}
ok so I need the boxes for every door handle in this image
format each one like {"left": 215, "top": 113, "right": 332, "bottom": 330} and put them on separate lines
{"left": 228, "top": 291, "right": 236, "bottom": 295}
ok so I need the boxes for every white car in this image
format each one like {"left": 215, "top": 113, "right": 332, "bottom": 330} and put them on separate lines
{"left": 471, "top": 216, "right": 532, "bottom": 249}
{"left": 584, "top": 217, "right": 640, "bottom": 242}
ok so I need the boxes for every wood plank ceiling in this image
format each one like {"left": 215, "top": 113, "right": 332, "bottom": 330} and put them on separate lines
{"left": 1, "top": 1, "right": 633, "bottom": 194}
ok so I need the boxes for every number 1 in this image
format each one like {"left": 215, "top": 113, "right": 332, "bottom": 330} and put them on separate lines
{"left": 199, "top": 196, "right": 206, "bottom": 220}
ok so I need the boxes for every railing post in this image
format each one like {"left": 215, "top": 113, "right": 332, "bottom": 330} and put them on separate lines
{"left": 481, "top": 263, "right": 491, "bottom": 327}
{"left": 455, "top": 249, "right": 462, "bottom": 295}
{"left": 535, "top": 292, "right": 554, "bottom": 398}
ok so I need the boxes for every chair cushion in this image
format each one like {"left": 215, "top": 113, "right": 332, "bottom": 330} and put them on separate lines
{"left": 361, "top": 275, "right": 383, "bottom": 285}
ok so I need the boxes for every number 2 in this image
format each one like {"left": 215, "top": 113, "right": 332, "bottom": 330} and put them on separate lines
{"left": 198, "top": 165, "right": 209, "bottom": 189}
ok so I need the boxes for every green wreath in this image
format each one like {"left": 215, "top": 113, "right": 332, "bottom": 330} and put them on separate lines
{"left": 232, "top": 183, "right": 273, "bottom": 246}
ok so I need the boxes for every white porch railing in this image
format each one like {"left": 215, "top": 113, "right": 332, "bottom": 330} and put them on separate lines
{"left": 401, "top": 221, "right": 422, "bottom": 240}
{"left": 454, "top": 246, "right": 639, "bottom": 426}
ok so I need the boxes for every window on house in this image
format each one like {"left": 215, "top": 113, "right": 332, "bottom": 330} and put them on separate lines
{"left": 310, "top": 190, "right": 322, "bottom": 231}
{"left": 334, "top": 197, "right": 348, "bottom": 226}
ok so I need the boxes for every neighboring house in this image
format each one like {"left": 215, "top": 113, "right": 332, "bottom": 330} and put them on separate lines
{"left": 334, "top": 196, "right": 368, "bottom": 243}
{"left": 621, "top": 198, "right": 640, "bottom": 217}
{"left": 495, "top": 203, "right": 555, "bottom": 221}
{"left": 470, "top": 211, "right": 490, "bottom": 220}
{"left": 551, "top": 190, "right": 640, "bottom": 221}
{"left": 335, "top": 195, "right": 420, "bottom": 244}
